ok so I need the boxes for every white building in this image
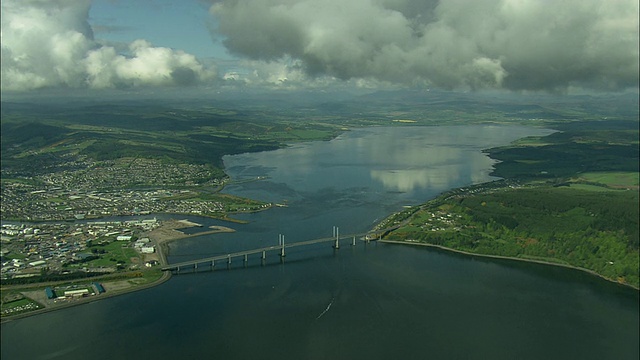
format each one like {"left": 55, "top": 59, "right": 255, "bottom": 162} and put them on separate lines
{"left": 141, "top": 246, "right": 155, "bottom": 254}
{"left": 64, "top": 289, "right": 89, "bottom": 298}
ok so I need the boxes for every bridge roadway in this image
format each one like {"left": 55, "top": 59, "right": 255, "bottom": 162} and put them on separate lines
{"left": 161, "top": 232, "right": 372, "bottom": 272}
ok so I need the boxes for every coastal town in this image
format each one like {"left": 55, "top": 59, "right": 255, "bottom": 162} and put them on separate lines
{"left": 0, "top": 216, "right": 237, "bottom": 319}
{"left": 1, "top": 155, "right": 268, "bottom": 320}
{"left": 1, "top": 157, "right": 272, "bottom": 222}
{"left": 1, "top": 218, "right": 162, "bottom": 281}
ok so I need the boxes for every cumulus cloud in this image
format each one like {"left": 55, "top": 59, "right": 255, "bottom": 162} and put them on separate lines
{"left": 1, "top": 0, "right": 216, "bottom": 91}
{"left": 221, "top": 57, "right": 379, "bottom": 89}
{"left": 210, "top": 0, "right": 639, "bottom": 91}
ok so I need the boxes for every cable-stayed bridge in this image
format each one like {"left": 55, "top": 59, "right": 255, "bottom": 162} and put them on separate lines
{"left": 161, "top": 227, "right": 385, "bottom": 273}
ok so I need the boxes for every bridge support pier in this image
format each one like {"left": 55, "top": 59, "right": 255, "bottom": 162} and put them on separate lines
{"left": 166, "top": 231, "right": 374, "bottom": 273}
{"left": 280, "top": 236, "right": 286, "bottom": 257}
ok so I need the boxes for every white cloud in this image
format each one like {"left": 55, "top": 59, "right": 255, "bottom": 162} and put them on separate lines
{"left": 210, "top": 0, "right": 639, "bottom": 91}
{"left": 3, "top": 0, "right": 637, "bottom": 93}
{"left": 1, "top": 0, "right": 216, "bottom": 91}
{"left": 220, "top": 57, "right": 400, "bottom": 90}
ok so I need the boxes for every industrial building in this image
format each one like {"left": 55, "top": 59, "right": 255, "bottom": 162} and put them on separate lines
{"left": 45, "top": 287, "right": 56, "bottom": 299}
{"left": 93, "top": 282, "right": 105, "bottom": 294}
{"left": 28, "top": 260, "right": 46, "bottom": 267}
{"left": 64, "top": 289, "right": 89, "bottom": 298}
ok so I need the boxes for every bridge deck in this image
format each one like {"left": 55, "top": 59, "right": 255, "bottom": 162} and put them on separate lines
{"left": 161, "top": 233, "right": 370, "bottom": 271}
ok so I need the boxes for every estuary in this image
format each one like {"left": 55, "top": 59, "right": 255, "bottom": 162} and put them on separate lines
{"left": 2, "top": 125, "right": 638, "bottom": 360}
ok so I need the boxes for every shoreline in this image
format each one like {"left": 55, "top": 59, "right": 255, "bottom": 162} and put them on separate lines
{"left": 1, "top": 270, "right": 172, "bottom": 324}
{"left": 379, "top": 239, "right": 640, "bottom": 291}
{"left": 1, "top": 218, "right": 235, "bottom": 323}
{"left": 5, "top": 218, "right": 637, "bottom": 323}
{"left": 149, "top": 219, "right": 236, "bottom": 248}
{"left": 147, "top": 219, "right": 235, "bottom": 268}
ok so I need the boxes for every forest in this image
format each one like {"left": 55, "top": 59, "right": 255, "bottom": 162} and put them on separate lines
{"left": 386, "top": 186, "right": 639, "bottom": 287}
{"left": 384, "top": 118, "right": 639, "bottom": 288}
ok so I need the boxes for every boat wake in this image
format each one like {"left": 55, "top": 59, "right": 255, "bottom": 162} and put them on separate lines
{"left": 315, "top": 297, "right": 335, "bottom": 320}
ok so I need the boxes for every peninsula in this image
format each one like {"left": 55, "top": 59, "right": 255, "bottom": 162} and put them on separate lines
{"left": 376, "top": 120, "right": 639, "bottom": 289}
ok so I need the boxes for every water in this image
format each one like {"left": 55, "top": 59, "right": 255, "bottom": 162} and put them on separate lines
{"left": 2, "top": 125, "right": 638, "bottom": 360}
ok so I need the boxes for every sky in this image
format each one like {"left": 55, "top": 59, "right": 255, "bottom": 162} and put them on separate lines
{"left": 1, "top": 0, "right": 639, "bottom": 95}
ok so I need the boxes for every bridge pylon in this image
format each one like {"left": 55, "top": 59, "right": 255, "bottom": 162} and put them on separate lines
{"left": 280, "top": 235, "right": 286, "bottom": 257}
{"left": 161, "top": 231, "right": 372, "bottom": 273}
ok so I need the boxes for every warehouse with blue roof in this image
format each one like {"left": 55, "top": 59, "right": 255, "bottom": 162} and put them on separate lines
{"left": 45, "top": 287, "right": 56, "bottom": 299}
{"left": 93, "top": 282, "right": 105, "bottom": 294}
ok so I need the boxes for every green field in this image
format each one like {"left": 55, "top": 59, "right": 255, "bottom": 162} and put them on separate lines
{"left": 486, "top": 121, "right": 639, "bottom": 180}
{"left": 1, "top": 297, "right": 42, "bottom": 315}
{"left": 568, "top": 184, "right": 620, "bottom": 192}
{"left": 80, "top": 241, "right": 139, "bottom": 268}
{"left": 1, "top": 106, "right": 340, "bottom": 176}
{"left": 577, "top": 172, "right": 639, "bottom": 188}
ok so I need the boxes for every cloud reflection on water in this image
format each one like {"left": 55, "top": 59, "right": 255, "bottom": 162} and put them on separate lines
{"left": 225, "top": 125, "right": 553, "bottom": 200}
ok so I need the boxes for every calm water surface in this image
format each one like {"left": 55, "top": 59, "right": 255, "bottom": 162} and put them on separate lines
{"left": 2, "top": 126, "right": 638, "bottom": 360}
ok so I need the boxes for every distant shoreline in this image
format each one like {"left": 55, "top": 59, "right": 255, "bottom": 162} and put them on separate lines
{"left": 379, "top": 239, "right": 640, "bottom": 291}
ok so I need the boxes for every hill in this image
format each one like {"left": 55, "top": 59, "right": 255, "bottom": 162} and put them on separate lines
{"left": 379, "top": 119, "right": 639, "bottom": 288}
